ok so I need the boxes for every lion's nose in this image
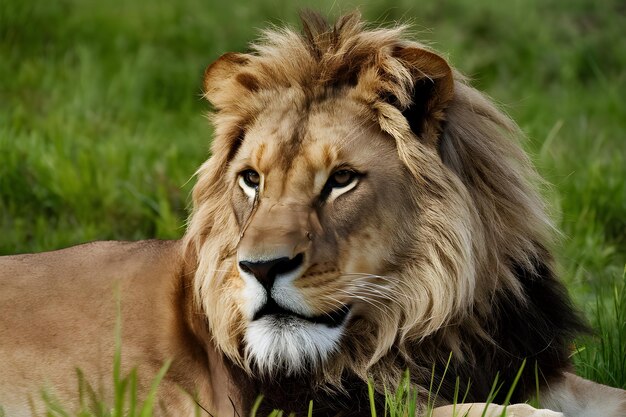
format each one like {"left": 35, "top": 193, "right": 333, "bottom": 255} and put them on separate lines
{"left": 239, "top": 253, "right": 304, "bottom": 291}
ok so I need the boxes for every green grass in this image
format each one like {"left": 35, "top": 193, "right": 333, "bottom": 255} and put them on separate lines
{"left": 1, "top": 0, "right": 625, "bottom": 412}
{"left": 574, "top": 269, "right": 626, "bottom": 389}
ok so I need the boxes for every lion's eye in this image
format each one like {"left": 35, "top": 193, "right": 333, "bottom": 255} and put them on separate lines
{"left": 241, "top": 170, "right": 261, "bottom": 188}
{"left": 328, "top": 170, "right": 356, "bottom": 188}
{"left": 322, "top": 169, "right": 361, "bottom": 202}
{"left": 238, "top": 169, "right": 261, "bottom": 199}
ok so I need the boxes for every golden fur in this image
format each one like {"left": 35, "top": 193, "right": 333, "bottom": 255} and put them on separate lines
{"left": 1, "top": 11, "right": 624, "bottom": 417}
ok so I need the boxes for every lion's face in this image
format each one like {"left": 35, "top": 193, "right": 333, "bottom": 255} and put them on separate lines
{"left": 190, "top": 77, "right": 474, "bottom": 376}
{"left": 226, "top": 92, "right": 413, "bottom": 373}
{"left": 185, "top": 13, "right": 545, "bottom": 381}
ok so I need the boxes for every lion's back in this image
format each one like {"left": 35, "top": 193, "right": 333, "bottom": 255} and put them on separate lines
{"left": 0, "top": 240, "right": 178, "bottom": 328}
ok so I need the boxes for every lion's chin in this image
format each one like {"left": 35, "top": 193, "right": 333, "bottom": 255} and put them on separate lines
{"left": 244, "top": 315, "right": 346, "bottom": 376}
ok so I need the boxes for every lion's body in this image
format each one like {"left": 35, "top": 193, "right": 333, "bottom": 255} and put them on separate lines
{"left": 0, "top": 241, "right": 229, "bottom": 416}
{"left": 1, "top": 11, "right": 624, "bottom": 417}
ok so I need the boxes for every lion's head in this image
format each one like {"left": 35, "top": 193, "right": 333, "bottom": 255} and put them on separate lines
{"left": 183, "top": 11, "right": 566, "bottom": 392}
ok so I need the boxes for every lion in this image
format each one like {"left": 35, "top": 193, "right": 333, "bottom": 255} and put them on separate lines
{"left": 0, "top": 11, "right": 624, "bottom": 417}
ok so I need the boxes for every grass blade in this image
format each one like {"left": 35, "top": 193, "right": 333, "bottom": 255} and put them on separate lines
{"left": 138, "top": 359, "right": 172, "bottom": 417}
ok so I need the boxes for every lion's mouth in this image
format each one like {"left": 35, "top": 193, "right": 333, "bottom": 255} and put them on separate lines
{"left": 253, "top": 298, "right": 351, "bottom": 328}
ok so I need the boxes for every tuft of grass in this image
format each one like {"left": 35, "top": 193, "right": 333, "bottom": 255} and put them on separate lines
{"left": 383, "top": 371, "right": 418, "bottom": 417}
{"left": 573, "top": 268, "right": 626, "bottom": 389}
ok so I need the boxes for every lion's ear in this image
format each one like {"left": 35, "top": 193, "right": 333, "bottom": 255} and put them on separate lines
{"left": 203, "top": 52, "right": 257, "bottom": 110}
{"left": 391, "top": 47, "right": 454, "bottom": 144}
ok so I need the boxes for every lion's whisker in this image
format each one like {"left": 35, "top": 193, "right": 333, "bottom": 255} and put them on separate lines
{"left": 347, "top": 282, "right": 410, "bottom": 299}
{"left": 340, "top": 272, "right": 398, "bottom": 284}
{"left": 334, "top": 288, "right": 395, "bottom": 321}
{"left": 345, "top": 279, "right": 412, "bottom": 299}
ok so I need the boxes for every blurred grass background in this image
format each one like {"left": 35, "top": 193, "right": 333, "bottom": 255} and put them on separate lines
{"left": 1, "top": 0, "right": 625, "bottom": 389}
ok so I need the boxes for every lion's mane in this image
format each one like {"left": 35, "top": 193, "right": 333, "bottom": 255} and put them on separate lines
{"left": 183, "top": 11, "right": 587, "bottom": 411}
